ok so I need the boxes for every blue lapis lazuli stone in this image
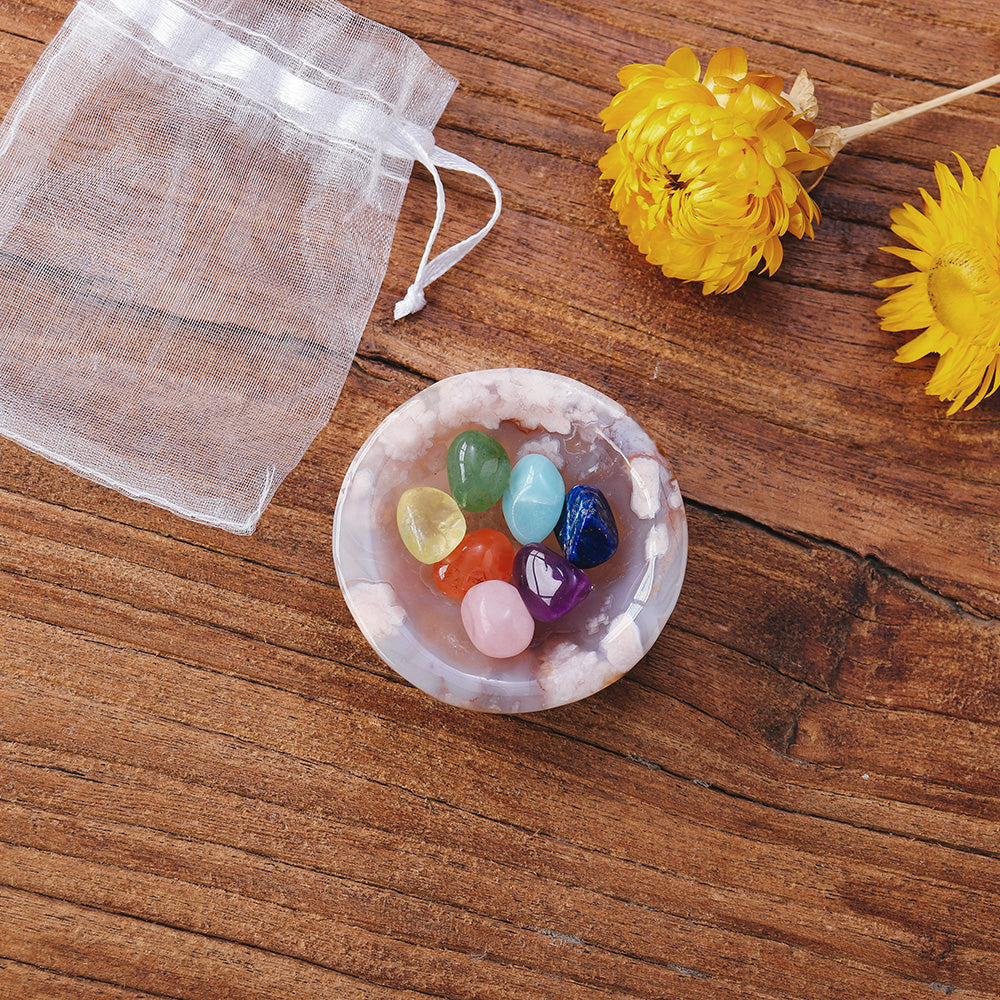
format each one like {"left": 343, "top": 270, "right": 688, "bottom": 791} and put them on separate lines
{"left": 556, "top": 484, "right": 619, "bottom": 569}
{"left": 502, "top": 454, "right": 565, "bottom": 545}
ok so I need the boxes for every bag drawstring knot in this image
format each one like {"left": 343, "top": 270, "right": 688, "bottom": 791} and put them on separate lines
{"left": 393, "top": 130, "right": 502, "bottom": 320}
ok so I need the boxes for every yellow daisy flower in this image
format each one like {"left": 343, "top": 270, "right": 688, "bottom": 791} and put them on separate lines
{"left": 598, "top": 46, "right": 831, "bottom": 294}
{"left": 876, "top": 148, "right": 1000, "bottom": 415}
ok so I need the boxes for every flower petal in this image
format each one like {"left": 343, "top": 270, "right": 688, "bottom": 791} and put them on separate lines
{"left": 664, "top": 47, "right": 701, "bottom": 80}
{"left": 704, "top": 47, "right": 748, "bottom": 87}
{"left": 895, "top": 325, "right": 951, "bottom": 363}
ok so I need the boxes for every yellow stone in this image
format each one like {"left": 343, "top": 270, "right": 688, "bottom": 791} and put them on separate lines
{"left": 396, "top": 487, "right": 467, "bottom": 564}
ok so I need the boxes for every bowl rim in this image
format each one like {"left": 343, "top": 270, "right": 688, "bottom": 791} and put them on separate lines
{"left": 332, "top": 367, "right": 687, "bottom": 712}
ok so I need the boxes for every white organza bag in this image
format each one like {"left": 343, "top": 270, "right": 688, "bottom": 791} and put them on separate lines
{"left": 0, "top": 0, "right": 500, "bottom": 532}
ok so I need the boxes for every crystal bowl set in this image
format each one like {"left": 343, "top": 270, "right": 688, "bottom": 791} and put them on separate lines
{"left": 332, "top": 368, "right": 687, "bottom": 713}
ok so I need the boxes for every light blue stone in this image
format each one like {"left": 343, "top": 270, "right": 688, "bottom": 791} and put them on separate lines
{"left": 502, "top": 454, "right": 566, "bottom": 545}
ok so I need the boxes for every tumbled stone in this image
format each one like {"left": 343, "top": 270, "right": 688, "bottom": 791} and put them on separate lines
{"left": 514, "top": 543, "right": 592, "bottom": 622}
{"left": 447, "top": 430, "right": 511, "bottom": 512}
{"left": 396, "top": 486, "right": 466, "bottom": 564}
{"left": 501, "top": 453, "right": 565, "bottom": 544}
{"left": 460, "top": 580, "right": 535, "bottom": 658}
{"left": 556, "top": 484, "right": 619, "bottom": 568}
{"left": 432, "top": 528, "right": 516, "bottom": 600}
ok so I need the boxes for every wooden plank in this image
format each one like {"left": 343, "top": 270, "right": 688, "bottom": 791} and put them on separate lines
{"left": 4, "top": 718, "right": 1000, "bottom": 997}
{"left": 4, "top": 624, "right": 1000, "bottom": 987}
{"left": 0, "top": 959, "right": 170, "bottom": 1000}
{"left": 2, "top": 0, "right": 1000, "bottom": 996}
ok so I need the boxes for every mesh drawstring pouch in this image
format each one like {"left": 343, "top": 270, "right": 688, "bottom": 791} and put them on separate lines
{"left": 0, "top": 0, "right": 500, "bottom": 532}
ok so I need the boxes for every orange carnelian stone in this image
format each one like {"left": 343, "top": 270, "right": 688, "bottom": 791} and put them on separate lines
{"left": 432, "top": 528, "right": 515, "bottom": 599}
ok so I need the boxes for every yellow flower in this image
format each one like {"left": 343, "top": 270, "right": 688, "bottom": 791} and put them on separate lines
{"left": 598, "top": 46, "right": 830, "bottom": 294}
{"left": 876, "top": 148, "right": 1000, "bottom": 415}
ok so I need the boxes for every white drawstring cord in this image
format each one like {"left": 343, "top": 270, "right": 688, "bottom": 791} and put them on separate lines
{"left": 393, "top": 134, "right": 503, "bottom": 320}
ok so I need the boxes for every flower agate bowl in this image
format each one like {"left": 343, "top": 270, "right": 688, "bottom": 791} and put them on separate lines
{"left": 332, "top": 368, "right": 687, "bottom": 713}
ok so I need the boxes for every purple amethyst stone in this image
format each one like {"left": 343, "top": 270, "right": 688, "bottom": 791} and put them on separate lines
{"left": 514, "top": 543, "right": 592, "bottom": 622}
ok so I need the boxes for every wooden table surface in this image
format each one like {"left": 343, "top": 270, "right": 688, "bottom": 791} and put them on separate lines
{"left": 3, "top": 0, "right": 1000, "bottom": 997}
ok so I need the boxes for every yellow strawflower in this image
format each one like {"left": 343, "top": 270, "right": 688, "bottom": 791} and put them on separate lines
{"left": 598, "top": 46, "right": 831, "bottom": 294}
{"left": 876, "top": 148, "right": 1000, "bottom": 414}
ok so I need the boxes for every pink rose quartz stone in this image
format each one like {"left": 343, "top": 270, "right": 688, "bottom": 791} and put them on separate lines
{"left": 460, "top": 580, "right": 535, "bottom": 658}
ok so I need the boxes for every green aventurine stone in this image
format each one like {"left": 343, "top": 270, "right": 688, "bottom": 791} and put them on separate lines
{"left": 447, "top": 430, "right": 511, "bottom": 512}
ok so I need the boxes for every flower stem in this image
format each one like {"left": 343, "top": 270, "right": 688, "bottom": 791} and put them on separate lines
{"left": 839, "top": 71, "right": 1000, "bottom": 146}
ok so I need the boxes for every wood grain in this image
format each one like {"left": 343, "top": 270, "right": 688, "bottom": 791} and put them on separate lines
{"left": 3, "top": 0, "right": 1000, "bottom": 997}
